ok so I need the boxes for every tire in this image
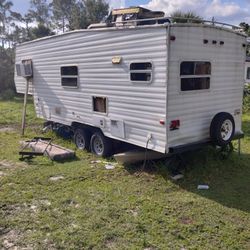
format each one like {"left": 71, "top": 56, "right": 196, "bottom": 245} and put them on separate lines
{"left": 210, "top": 112, "right": 235, "bottom": 146}
{"left": 74, "top": 128, "right": 91, "bottom": 150}
{"left": 90, "top": 132, "right": 113, "bottom": 157}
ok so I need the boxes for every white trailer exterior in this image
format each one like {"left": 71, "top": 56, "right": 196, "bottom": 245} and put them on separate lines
{"left": 15, "top": 23, "right": 246, "bottom": 155}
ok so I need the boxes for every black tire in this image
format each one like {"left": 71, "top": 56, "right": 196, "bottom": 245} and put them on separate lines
{"left": 90, "top": 132, "right": 113, "bottom": 157}
{"left": 74, "top": 128, "right": 91, "bottom": 150}
{"left": 210, "top": 112, "right": 235, "bottom": 147}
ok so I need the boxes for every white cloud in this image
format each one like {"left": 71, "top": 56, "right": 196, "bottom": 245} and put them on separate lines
{"left": 143, "top": 0, "right": 250, "bottom": 24}
{"left": 205, "top": 0, "right": 245, "bottom": 19}
{"left": 145, "top": 0, "right": 207, "bottom": 16}
{"left": 107, "top": 0, "right": 125, "bottom": 9}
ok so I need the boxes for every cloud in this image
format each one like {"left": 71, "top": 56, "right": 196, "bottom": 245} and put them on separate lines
{"left": 143, "top": 0, "right": 250, "bottom": 24}
{"left": 107, "top": 0, "right": 125, "bottom": 9}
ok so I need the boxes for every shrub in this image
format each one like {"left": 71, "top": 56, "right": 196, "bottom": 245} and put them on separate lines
{"left": 243, "top": 84, "right": 250, "bottom": 113}
{"left": 0, "top": 89, "right": 15, "bottom": 100}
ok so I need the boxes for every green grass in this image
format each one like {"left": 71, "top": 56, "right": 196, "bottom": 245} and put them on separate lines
{"left": 0, "top": 98, "right": 250, "bottom": 249}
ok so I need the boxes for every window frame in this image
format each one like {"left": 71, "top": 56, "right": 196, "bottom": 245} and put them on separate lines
{"left": 60, "top": 65, "right": 79, "bottom": 88}
{"left": 129, "top": 61, "right": 153, "bottom": 84}
{"left": 92, "top": 96, "right": 108, "bottom": 115}
{"left": 179, "top": 61, "right": 211, "bottom": 93}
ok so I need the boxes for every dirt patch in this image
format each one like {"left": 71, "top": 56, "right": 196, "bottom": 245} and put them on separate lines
{"left": 0, "top": 127, "right": 15, "bottom": 133}
{"left": 0, "top": 229, "right": 34, "bottom": 250}
{"left": 0, "top": 160, "right": 26, "bottom": 171}
{"left": 0, "top": 230, "right": 21, "bottom": 249}
{"left": 0, "top": 171, "right": 7, "bottom": 177}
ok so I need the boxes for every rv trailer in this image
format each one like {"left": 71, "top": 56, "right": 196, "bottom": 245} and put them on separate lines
{"left": 15, "top": 7, "right": 246, "bottom": 157}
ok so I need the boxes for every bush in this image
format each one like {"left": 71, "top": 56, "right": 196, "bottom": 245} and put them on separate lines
{"left": 0, "top": 89, "right": 15, "bottom": 100}
{"left": 243, "top": 84, "right": 250, "bottom": 113}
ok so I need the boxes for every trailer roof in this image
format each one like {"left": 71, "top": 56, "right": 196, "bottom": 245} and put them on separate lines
{"left": 17, "top": 22, "right": 246, "bottom": 47}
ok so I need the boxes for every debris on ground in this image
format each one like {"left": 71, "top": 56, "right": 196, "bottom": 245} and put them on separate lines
{"left": 197, "top": 185, "right": 209, "bottom": 190}
{"left": 170, "top": 173, "right": 184, "bottom": 181}
{"left": 49, "top": 175, "right": 65, "bottom": 181}
{"left": 90, "top": 160, "right": 102, "bottom": 164}
{"left": 105, "top": 164, "right": 116, "bottom": 170}
{"left": 20, "top": 138, "right": 75, "bottom": 161}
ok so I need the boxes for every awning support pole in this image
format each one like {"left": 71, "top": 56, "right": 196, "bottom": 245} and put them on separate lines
{"left": 21, "top": 78, "right": 30, "bottom": 136}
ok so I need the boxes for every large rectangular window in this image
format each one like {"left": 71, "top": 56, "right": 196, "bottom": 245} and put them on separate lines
{"left": 247, "top": 67, "right": 250, "bottom": 80}
{"left": 130, "top": 62, "right": 152, "bottom": 83}
{"left": 61, "top": 66, "right": 78, "bottom": 87}
{"left": 180, "top": 61, "right": 211, "bottom": 91}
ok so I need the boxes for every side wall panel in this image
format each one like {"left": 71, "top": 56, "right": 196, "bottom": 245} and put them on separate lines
{"left": 15, "top": 27, "right": 168, "bottom": 153}
{"left": 167, "top": 26, "right": 246, "bottom": 147}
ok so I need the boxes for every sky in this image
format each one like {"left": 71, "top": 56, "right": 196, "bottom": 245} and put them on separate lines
{"left": 11, "top": 0, "right": 250, "bottom": 25}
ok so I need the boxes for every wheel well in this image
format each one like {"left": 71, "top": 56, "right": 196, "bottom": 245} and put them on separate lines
{"left": 71, "top": 122, "right": 102, "bottom": 134}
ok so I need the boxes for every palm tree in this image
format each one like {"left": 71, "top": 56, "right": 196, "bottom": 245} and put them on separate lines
{"left": 171, "top": 11, "right": 203, "bottom": 24}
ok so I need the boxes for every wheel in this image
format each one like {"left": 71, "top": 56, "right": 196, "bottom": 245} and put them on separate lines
{"left": 210, "top": 112, "right": 235, "bottom": 147}
{"left": 90, "top": 132, "right": 113, "bottom": 157}
{"left": 74, "top": 128, "right": 91, "bottom": 150}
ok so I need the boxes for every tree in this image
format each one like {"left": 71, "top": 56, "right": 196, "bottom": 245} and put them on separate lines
{"left": 239, "top": 22, "right": 250, "bottom": 36}
{"left": 0, "top": 0, "right": 13, "bottom": 47}
{"left": 28, "top": 0, "right": 51, "bottom": 27}
{"left": 81, "top": 0, "right": 109, "bottom": 29}
{"left": 30, "top": 23, "right": 55, "bottom": 39}
{"left": 51, "top": 0, "right": 109, "bottom": 32}
{"left": 52, "top": 0, "right": 77, "bottom": 32}
{"left": 171, "top": 11, "right": 203, "bottom": 24}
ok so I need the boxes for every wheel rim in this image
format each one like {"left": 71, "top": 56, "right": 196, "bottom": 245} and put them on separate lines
{"left": 75, "top": 132, "right": 85, "bottom": 149}
{"left": 220, "top": 119, "right": 233, "bottom": 141}
{"left": 93, "top": 135, "right": 104, "bottom": 155}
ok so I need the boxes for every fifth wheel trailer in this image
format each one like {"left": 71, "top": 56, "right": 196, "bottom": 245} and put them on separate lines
{"left": 15, "top": 7, "right": 247, "bottom": 157}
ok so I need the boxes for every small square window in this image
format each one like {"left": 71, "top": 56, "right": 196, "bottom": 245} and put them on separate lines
{"left": 61, "top": 66, "right": 78, "bottom": 88}
{"left": 180, "top": 61, "right": 211, "bottom": 92}
{"left": 130, "top": 62, "right": 152, "bottom": 83}
{"left": 93, "top": 97, "right": 107, "bottom": 113}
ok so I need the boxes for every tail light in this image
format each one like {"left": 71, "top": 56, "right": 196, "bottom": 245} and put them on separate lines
{"left": 170, "top": 120, "right": 180, "bottom": 130}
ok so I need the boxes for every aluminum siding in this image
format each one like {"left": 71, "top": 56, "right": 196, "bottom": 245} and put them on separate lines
{"left": 15, "top": 27, "right": 168, "bottom": 153}
{"left": 167, "top": 25, "right": 246, "bottom": 147}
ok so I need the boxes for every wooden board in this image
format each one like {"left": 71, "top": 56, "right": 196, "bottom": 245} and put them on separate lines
{"left": 20, "top": 140, "right": 75, "bottom": 161}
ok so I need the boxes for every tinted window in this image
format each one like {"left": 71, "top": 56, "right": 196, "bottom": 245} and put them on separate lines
{"left": 61, "top": 66, "right": 78, "bottom": 76}
{"left": 131, "top": 72, "right": 151, "bottom": 82}
{"left": 130, "top": 62, "right": 152, "bottom": 83}
{"left": 130, "top": 62, "right": 152, "bottom": 70}
{"left": 61, "top": 77, "right": 78, "bottom": 87}
{"left": 180, "top": 62, "right": 211, "bottom": 75}
{"left": 61, "top": 66, "right": 78, "bottom": 87}
{"left": 180, "top": 61, "right": 211, "bottom": 92}
{"left": 181, "top": 78, "right": 210, "bottom": 91}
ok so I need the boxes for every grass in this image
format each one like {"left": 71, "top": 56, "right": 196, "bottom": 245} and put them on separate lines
{"left": 0, "top": 98, "right": 250, "bottom": 249}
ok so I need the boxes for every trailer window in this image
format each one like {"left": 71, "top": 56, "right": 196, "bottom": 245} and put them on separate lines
{"left": 180, "top": 61, "right": 211, "bottom": 91}
{"left": 247, "top": 67, "right": 250, "bottom": 80}
{"left": 61, "top": 66, "right": 78, "bottom": 87}
{"left": 130, "top": 62, "right": 152, "bottom": 83}
{"left": 93, "top": 97, "right": 107, "bottom": 113}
